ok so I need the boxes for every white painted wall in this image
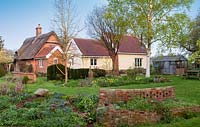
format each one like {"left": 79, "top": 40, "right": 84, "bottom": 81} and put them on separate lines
{"left": 118, "top": 53, "right": 147, "bottom": 70}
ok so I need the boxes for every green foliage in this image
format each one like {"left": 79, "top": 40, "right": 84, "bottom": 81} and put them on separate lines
{"left": 47, "top": 64, "right": 65, "bottom": 80}
{"left": 126, "top": 68, "right": 146, "bottom": 79}
{"left": 0, "top": 95, "right": 11, "bottom": 110}
{"left": 47, "top": 64, "right": 106, "bottom": 80}
{"left": 0, "top": 64, "right": 6, "bottom": 77}
{"left": 92, "top": 76, "right": 153, "bottom": 87}
{"left": 114, "top": 98, "right": 198, "bottom": 123}
{"left": 22, "top": 76, "right": 29, "bottom": 84}
{"left": 73, "top": 94, "right": 99, "bottom": 123}
{"left": 68, "top": 68, "right": 89, "bottom": 79}
{"left": 116, "top": 97, "right": 155, "bottom": 111}
{"left": 79, "top": 78, "right": 92, "bottom": 87}
{"left": 92, "top": 69, "right": 106, "bottom": 77}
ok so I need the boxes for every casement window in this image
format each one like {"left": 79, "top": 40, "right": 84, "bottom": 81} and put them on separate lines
{"left": 39, "top": 59, "right": 43, "bottom": 68}
{"left": 53, "top": 58, "right": 58, "bottom": 64}
{"left": 135, "top": 58, "right": 142, "bottom": 67}
{"left": 90, "top": 58, "right": 97, "bottom": 66}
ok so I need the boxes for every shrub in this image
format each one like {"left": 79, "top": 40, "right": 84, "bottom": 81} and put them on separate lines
{"left": 92, "top": 69, "right": 106, "bottom": 77}
{"left": 22, "top": 76, "right": 29, "bottom": 84}
{"left": 47, "top": 64, "right": 65, "bottom": 80}
{"left": 36, "top": 72, "right": 46, "bottom": 77}
{"left": 0, "top": 64, "right": 6, "bottom": 77}
{"left": 73, "top": 94, "right": 99, "bottom": 123}
{"left": 0, "top": 96, "right": 11, "bottom": 110}
{"left": 117, "top": 97, "right": 155, "bottom": 111}
{"left": 126, "top": 68, "right": 145, "bottom": 79}
{"left": 0, "top": 83, "right": 11, "bottom": 95}
{"left": 47, "top": 64, "right": 106, "bottom": 80}
{"left": 79, "top": 78, "right": 92, "bottom": 87}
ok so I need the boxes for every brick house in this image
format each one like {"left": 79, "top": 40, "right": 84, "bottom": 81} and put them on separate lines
{"left": 13, "top": 24, "right": 63, "bottom": 81}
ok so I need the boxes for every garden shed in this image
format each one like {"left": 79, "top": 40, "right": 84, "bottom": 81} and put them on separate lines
{"left": 152, "top": 55, "right": 188, "bottom": 75}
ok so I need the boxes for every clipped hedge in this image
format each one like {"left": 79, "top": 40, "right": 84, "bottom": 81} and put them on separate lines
{"left": 47, "top": 64, "right": 106, "bottom": 80}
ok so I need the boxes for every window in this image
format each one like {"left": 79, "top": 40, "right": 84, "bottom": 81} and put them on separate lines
{"left": 90, "top": 58, "right": 97, "bottom": 66}
{"left": 39, "top": 59, "right": 43, "bottom": 68}
{"left": 135, "top": 58, "right": 142, "bottom": 67}
{"left": 53, "top": 58, "right": 58, "bottom": 64}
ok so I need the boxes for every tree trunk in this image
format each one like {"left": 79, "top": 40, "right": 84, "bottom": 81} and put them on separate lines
{"left": 111, "top": 54, "right": 119, "bottom": 76}
{"left": 146, "top": 48, "right": 151, "bottom": 77}
{"left": 65, "top": 59, "right": 68, "bottom": 84}
{"left": 145, "top": 0, "right": 153, "bottom": 78}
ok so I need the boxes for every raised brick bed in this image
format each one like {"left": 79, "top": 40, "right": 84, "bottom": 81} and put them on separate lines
{"left": 98, "top": 86, "right": 175, "bottom": 107}
{"left": 97, "top": 87, "right": 200, "bottom": 127}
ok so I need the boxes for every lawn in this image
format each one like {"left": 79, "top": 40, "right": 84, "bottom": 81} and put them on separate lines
{"left": 22, "top": 75, "right": 200, "bottom": 104}
{"left": 0, "top": 75, "right": 200, "bottom": 127}
{"left": 110, "top": 76, "right": 200, "bottom": 104}
{"left": 26, "top": 77, "right": 99, "bottom": 96}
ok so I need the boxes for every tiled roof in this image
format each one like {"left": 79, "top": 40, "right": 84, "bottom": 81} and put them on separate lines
{"left": 35, "top": 46, "right": 56, "bottom": 58}
{"left": 119, "top": 35, "right": 147, "bottom": 54}
{"left": 16, "top": 31, "right": 57, "bottom": 60}
{"left": 73, "top": 35, "right": 147, "bottom": 56}
{"left": 73, "top": 38, "right": 110, "bottom": 56}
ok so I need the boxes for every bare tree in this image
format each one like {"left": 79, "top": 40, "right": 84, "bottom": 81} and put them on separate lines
{"left": 87, "top": 7, "right": 127, "bottom": 76}
{"left": 52, "top": 0, "right": 80, "bottom": 84}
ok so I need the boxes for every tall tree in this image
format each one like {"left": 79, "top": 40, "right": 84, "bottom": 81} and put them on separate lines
{"left": 179, "top": 10, "right": 200, "bottom": 53}
{"left": 87, "top": 7, "right": 127, "bottom": 75}
{"left": 0, "top": 36, "right": 4, "bottom": 51}
{"left": 107, "top": 0, "right": 193, "bottom": 77}
{"left": 52, "top": 0, "right": 80, "bottom": 84}
{"left": 0, "top": 49, "right": 14, "bottom": 63}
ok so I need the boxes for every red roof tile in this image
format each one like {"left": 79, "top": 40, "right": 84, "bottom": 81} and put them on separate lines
{"left": 73, "top": 35, "right": 146, "bottom": 56}
{"left": 73, "top": 38, "right": 109, "bottom": 56}
{"left": 35, "top": 46, "right": 56, "bottom": 58}
{"left": 119, "top": 35, "right": 147, "bottom": 54}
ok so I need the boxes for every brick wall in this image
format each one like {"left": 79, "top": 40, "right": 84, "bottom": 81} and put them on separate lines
{"left": 99, "top": 86, "right": 175, "bottom": 107}
{"left": 97, "top": 106, "right": 200, "bottom": 127}
{"left": 13, "top": 72, "right": 36, "bottom": 82}
{"left": 97, "top": 87, "right": 200, "bottom": 127}
{"left": 98, "top": 109, "right": 161, "bottom": 127}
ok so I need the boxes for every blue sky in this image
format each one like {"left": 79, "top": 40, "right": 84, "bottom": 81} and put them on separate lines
{"left": 0, "top": 0, "right": 199, "bottom": 51}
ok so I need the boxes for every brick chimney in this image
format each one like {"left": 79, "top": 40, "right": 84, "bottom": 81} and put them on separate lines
{"left": 36, "top": 24, "right": 42, "bottom": 37}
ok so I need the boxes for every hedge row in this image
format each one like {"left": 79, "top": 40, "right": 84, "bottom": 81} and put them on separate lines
{"left": 47, "top": 64, "right": 106, "bottom": 80}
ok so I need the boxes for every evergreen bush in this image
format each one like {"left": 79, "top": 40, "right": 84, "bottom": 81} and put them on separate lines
{"left": 47, "top": 64, "right": 106, "bottom": 80}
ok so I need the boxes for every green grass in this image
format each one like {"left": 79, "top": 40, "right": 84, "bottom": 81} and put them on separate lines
{"left": 25, "top": 77, "right": 99, "bottom": 96}
{"left": 0, "top": 75, "right": 200, "bottom": 126}
{"left": 109, "top": 76, "right": 200, "bottom": 104}
{"left": 138, "top": 117, "right": 200, "bottom": 127}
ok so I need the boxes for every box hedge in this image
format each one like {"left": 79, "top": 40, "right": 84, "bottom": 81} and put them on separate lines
{"left": 47, "top": 64, "right": 106, "bottom": 80}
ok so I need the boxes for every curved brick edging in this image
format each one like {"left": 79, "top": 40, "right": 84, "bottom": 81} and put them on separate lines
{"left": 97, "top": 87, "right": 200, "bottom": 127}
{"left": 99, "top": 86, "right": 175, "bottom": 107}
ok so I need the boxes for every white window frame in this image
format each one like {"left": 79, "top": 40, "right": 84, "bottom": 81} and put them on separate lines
{"left": 90, "top": 58, "right": 97, "bottom": 66}
{"left": 53, "top": 58, "right": 58, "bottom": 64}
{"left": 39, "top": 59, "right": 43, "bottom": 68}
{"left": 135, "top": 58, "right": 142, "bottom": 67}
